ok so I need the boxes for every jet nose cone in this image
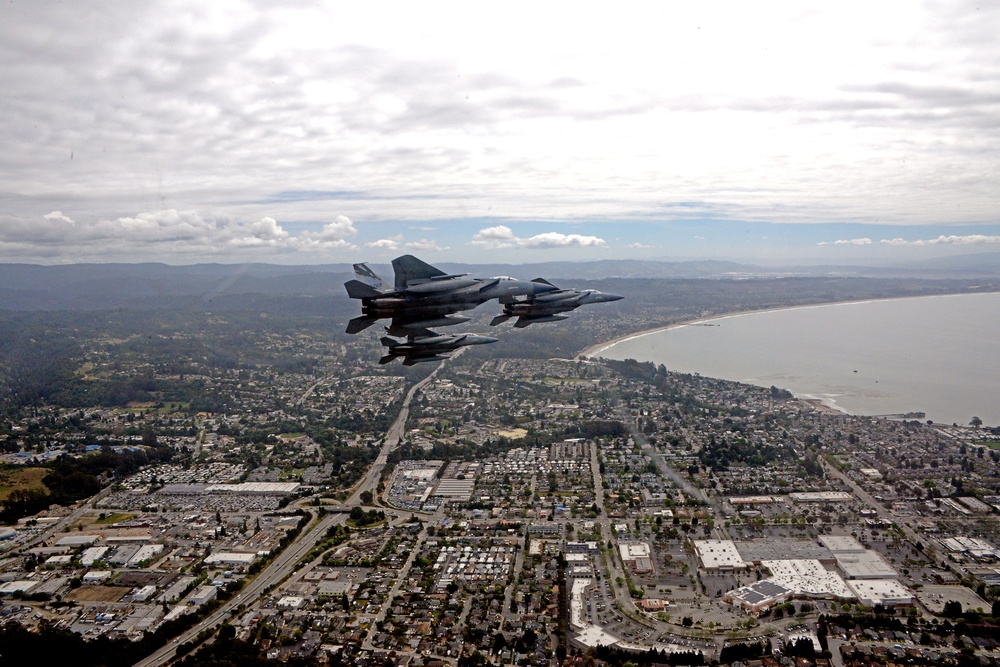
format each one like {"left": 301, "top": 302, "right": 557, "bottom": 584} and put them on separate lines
{"left": 460, "top": 334, "right": 499, "bottom": 346}
{"left": 582, "top": 292, "right": 624, "bottom": 304}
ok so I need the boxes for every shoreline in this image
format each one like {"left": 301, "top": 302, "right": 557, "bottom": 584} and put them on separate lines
{"left": 575, "top": 305, "right": 855, "bottom": 416}
{"left": 574, "top": 293, "right": 995, "bottom": 418}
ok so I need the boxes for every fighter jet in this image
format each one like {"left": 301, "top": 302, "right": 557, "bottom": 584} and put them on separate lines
{"left": 344, "top": 255, "right": 557, "bottom": 335}
{"left": 490, "top": 279, "right": 623, "bottom": 328}
{"left": 378, "top": 329, "right": 499, "bottom": 366}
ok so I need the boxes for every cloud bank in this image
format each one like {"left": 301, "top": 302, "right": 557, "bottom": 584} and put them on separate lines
{"left": 471, "top": 225, "right": 606, "bottom": 250}
{"left": 0, "top": 211, "right": 359, "bottom": 261}
{"left": 2, "top": 2, "right": 1000, "bottom": 262}
{"left": 821, "top": 234, "right": 1000, "bottom": 248}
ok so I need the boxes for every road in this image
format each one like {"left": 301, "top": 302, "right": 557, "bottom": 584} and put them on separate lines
{"left": 348, "top": 359, "right": 446, "bottom": 505}
{"left": 133, "top": 510, "right": 343, "bottom": 667}
{"left": 820, "top": 459, "right": 924, "bottom": 546}
{"left": 16, "top": 485, "right": 114, "bottom": 554}
{"left": 133, "top": 358, "right": 447, "bottom": 666}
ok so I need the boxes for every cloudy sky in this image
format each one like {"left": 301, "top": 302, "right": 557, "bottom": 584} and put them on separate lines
{"left": 2, "top": 1, "right": 999, "bottom": 265}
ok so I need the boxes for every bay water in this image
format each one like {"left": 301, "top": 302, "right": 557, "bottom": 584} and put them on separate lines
{"left": 596, "top": 291, "right": 1000, "bottom": 427}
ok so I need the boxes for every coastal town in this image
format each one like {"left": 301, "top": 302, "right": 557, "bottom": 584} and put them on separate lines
{"left": 2, "top": 312, "right": 1000, "bottom": 667}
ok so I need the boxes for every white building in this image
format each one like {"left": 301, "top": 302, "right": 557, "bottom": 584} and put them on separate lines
{"left": 694, "top": 540, "right": 748, "bottom": 571}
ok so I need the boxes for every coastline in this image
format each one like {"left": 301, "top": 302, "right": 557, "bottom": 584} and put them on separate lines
{"left": 576, "top": 306, "right": 855, "bottom": 416}
{"left": 576, "top": 291, "right": 1000, "bottom": 362}
{"left": 576, "top": 302, "right": 828, "bottom": 360}
{"left": 579, "top": 314, "right": 852, "bottom": 417}
{"left": 574, "top": 295, "right": 978, "bottom": 418}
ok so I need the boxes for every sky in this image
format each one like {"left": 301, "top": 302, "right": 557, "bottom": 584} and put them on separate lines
{"left": 1, "top": 1, "right": 999, "bottom": 266}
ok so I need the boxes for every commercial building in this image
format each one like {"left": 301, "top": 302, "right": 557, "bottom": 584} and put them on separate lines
{"left": 83, "top": 570, "right": 113, "bottom": 585}
{"left": 725, "top": 580, "right": 792, "bottom": 614}
{"left": 846, "top": 579, "right": 915, "bottom": 607}
{"left": 619, "top": 542, "right": 653, "bottom": 574}
{"left": 203, "top": 552, "right": 257, "bottom": 567}
{"left": 188, "top": 585, "right": 217, "bottom": 606}
{"left": 694, "top": 540, "right": 748, "bottom": 571}
{"left": 789, "top": 492, "right": 853, "bottom": 503}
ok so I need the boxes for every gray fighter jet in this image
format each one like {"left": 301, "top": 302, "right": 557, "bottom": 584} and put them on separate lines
{"left": 490, "top": 279, "right": 623, "bottom": 328}
{"left": 378, "top": 330, "right": 499, "bottom": 366}
{"left": 344, "top": 255, "right": 557, "bottom": 335}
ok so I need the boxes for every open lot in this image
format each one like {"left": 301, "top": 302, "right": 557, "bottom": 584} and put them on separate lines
{"left": 65, "top": 586, "right": 128, "bottom": 603}
{"left": 0, "top": 466, "right": 49, "bottom": 502}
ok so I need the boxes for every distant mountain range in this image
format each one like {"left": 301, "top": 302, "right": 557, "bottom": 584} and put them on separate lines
{"left": 1, "top": 252, "right": 998, "bottom": 311}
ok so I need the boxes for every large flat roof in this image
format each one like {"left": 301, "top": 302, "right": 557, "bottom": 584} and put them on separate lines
{"left": 694, "top": 540, "right": 747, "bottom": 570}
{"left": 835, "top": 551, "right": 897, "bottom": 579}
{"left": 819, "top": 535, "right": 866, "bottom": 553}
{"left": 761, "top": 559, "right": 853, "bottom": 599}
{"left": 846, "top": 579, "right": 914, "bottom": 605}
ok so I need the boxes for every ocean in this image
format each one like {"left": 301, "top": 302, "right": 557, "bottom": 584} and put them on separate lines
{"left": 596, "top": 291, "right": 1000, "bottom": 428}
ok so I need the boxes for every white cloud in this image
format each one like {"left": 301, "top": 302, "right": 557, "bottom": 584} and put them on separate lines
{"left": 471, "top": 225, "right": 606, "bottom": 249}
{"left": 625, "top": 242, "right": 655, "bottom": 249}
{"left": 43, "top": 211, "right": 75, "bottom": 225}
{"left": 880, "top": 234, "right": 1000, "bottom": 246}
{"left": 406, "top": 239, "right": 449, "bottom": 252}
{"left": 366, "top": 238, "right": 400, "bottom": 250}
{"left": 0, "top": 209, "right": 360, "bottom": 260}
{"left": 521, "top": 232, "right": 606, "bottom": 249}
{"left": 471, "top": 225, "right": 518, "bottom": 248}
{"left": 303, "top": 215, "right": 358, "bottom": 241}
{"left": 3, "top": 2, "right": 1000, "bottom": 262}
{"left": 817, "top": 237, "right": 872, "bottom": 246}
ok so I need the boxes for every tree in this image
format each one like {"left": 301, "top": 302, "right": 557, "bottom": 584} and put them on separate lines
{"left": 942, "top": 599, "right": 963, "bottom": 617}
{"left": 970, "top": 416, "right": 983, "bottom": 428}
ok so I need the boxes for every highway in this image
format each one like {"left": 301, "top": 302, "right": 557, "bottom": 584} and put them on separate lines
{"left": 346, "top": 359, "right": 446, "bottom": 505}
{"left": 132, "top": 357, "right": 444, "bottom": 666}
{"left": 133, "top": 510, "right": 342, "bottom": 667}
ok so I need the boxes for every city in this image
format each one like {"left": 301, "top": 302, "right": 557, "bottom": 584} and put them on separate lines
{"left": 2, "top": 310, "right": 999, "bottom": 667}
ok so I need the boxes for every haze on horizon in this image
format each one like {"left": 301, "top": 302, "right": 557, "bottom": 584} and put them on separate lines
{"left": 2, "top": 1, "right": 999, "bottom": 267}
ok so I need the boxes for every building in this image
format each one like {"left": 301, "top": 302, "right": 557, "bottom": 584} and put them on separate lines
{"left": 694, "top": 540, "right": 748, "bottom": 571}
{"left": 188, "top": 585, "right": 217, "bottom": 606}
{"left": 527, "top": 523, "right": 561, "bottom": 537}
{"left": 133, "top": 585, "right": 157, "bottom": 602}
{"left": 83, "top": 570, "right": 113, "bottom": 585}
{"left": 846, "top": 579, "right": 914, "bottom": 607}
{"left": 317, "top": 580, "right": 354, "bottom": 600}
{"left": 55, "top": 534, "right": 100, "bottom": 547}
{"left": 725, "top": 580, "right": 792, "bottom": 614}
{"left": 204, "top": 552, "right": 257, "bottom": 567}
{"left": 789, "top": 492, "right": 853, "bottom": 503}
{"left": 619, "top": 542, "right": 654, "bottom": 574}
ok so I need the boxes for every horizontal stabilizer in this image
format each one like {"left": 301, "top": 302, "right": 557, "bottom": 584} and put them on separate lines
{"left": 490, "top": 314, "right": 513, "bottom": 326}
{"left": 345, "top": 279, "right": 385, "bottom": 300}
{"left": 402, "top": 354, "right": 447, "bottom": 366}
{"left": 399, "top": 315, "right": 470, "bottom": 331}
{"left": 515, "top": 314, "right": 568, "bottom": 328}
{"left": 346, "top": 315, "right": 379, "bottom": 334}
{"left": 378, "top": 354, "right": 397, "bottom": 365}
